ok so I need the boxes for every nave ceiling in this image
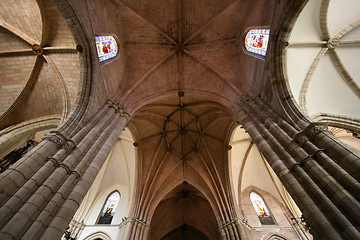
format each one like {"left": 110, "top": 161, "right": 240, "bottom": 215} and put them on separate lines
{"left": 81, "top": 0, "right": 291, "bottom": 112}
{"left": 72, "top": 1, "right": 292, "bottom": 235}
{"left": 128, "top": 93, "right": 234, "bottom": 239}
{"left": 6, "top": 0, "right": 360, "bottom": 239}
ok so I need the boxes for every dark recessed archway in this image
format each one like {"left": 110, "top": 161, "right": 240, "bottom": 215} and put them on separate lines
{"left": 150, "top": 182, "right": 219, "bottom": 240}
{"left": 161, "top": 224, "right": 208, "bottom": 240}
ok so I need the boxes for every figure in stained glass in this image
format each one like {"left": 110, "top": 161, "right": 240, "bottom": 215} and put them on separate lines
{"left": 245, "top": 28, "right": 270, "bottom": 57}
{"left": 250, "top": 191, "right": 276, "bottom": 225}
{"left": 97, "top": 191, "right": 120, "bottom": 224}
{"left": 95, "top": 35, "right": 118, "bottom": 62}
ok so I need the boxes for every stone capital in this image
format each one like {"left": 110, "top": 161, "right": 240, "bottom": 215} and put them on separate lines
{"left": 42, "top": 131, "right": 67, "bottom": 148}
{"left": 234, "top": 96, "right": 260, "bottom": 122}
{"left": 63, "top": 139, "right": 76, "bottom": 152}
{"left": 107, "top": 100, "right": 131, "bottom": 126}
{"left": 303, "top": 122, "right": 329, "bottom": 140}
{"left": 293, "top": 132, "right": 309, "bottom": 146}
{"left": 42, "top": 131, "right": 77, "bottom": 152}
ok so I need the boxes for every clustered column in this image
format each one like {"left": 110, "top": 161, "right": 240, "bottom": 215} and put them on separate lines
{"left": 119, "top": 217, "right": 151, "bottom": 240}
{"left": 0, "top": 100, "right": 130, "bottom": 240}
{"left": 219, "top": 219, "right": 249, "bottom": 240}
{"left": 235, "top": 97, "right": 360, "bottom": 240}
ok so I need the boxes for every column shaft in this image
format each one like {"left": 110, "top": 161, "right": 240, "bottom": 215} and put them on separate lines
{"left": 0, "top": 102, "right": 130, "bottom": 240}
{"left": 237, "top": 109, "right": 342, "bottom": 240}
{"left": 235, "top": 98, "right": 360, "bottom": 240}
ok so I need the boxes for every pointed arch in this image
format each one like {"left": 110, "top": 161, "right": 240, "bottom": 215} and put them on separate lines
{"left": 149, "top": 181, "right": 219, "bottom": 240}
{"left": 83, "top": 231, "right": 112, "bottom": 240}
{"left": 160, "top": 224, "right": 209, "bottom": 240}
{"left": 250, "top": 191, "right": 276, "bottom": 225}
{"left": 96, "top": 190, "right": 121, "bottom": 224}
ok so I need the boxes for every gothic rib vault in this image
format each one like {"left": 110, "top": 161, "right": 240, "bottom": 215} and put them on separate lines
{"left": 1, "top": 0, "right": 360, "bottom": 240}
{"left": 0, "top": 0, "right": 81, "bottom": 129}
{"left": 129, "top": 93, "right": 234, "bottom": 240}
{"left": 87, "top": 0, "right": 279, "bottom": 112}
{"left": 286, "top": 0, "right": 360, "bottom": 130}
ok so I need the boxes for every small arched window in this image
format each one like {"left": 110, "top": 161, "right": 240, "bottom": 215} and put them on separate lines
{"left": 244, "top": 28, "right": 270, "bottom": 58}
{"left": 97, "top": 191, "right": 120, "bottom": 224}
{"left": 95, "top": 35, "right": 119, "bottom": 63}
{"left": 250, "top": 191, "right": 276, "bottom": 225}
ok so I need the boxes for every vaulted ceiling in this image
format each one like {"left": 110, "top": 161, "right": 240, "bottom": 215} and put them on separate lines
{"left": 82, "top": 0, "right": 286, "bottom": 112}
{"left": 71, "top": 0, "right": 292, "bottom": 237}
{"left": 286, "top": 0, "right": 360, "bottom": 127}
{"left": 1, "top": 0, "right": 301, "bottom": 238}
{"left": 0, "top": 0, "right": 81, "bottom": 129}
{"left": 129, "top": 94, "right": 234, "bottom": 234}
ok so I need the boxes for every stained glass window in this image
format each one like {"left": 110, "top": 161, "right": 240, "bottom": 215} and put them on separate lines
{"left": 250, "top": 191, "right": 276, "bottom": 225}
{"left": 97, "top": 191, "right": 120, "bottom": 224}
{"left": 245, "top": 28, "right": 270, "bottom": 57}
{"left": 95, "top": 35, "right": 118, "bottom": 62}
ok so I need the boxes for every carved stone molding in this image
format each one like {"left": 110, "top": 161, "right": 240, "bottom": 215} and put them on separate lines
{"left": 219, "top": 219, "right": 243, "bottom": 230}
{"left": 305, "top": 122, "right": 330, "bottom": 140}
{"left": 134, "top": 218, "right": 151, "bottom": 229}
{"left": 46, "top": 157, "right": 80, "bottom": 178}
{"left": 63, "top": 139, "right": 76, "bottom": 152}
{"left": 311, "top": 112, "right": 360, "bottom": 133}
{"left": 293, "top": 132, "right": 309, "bottom": 146}
{"left": 294, "top": 122, "right": 329, "bottom": 143}
{"left": 312, "top": 149, "right": 325, "bottom": 159}
{"left": 42, "top": 131, "right": 76, "bottom": 152}
{"left": 42, "top": 131, "right": 67, "bottom": 148}
{"left": 107, "top": 100, "right": 131, "bottom": 126}
{"left": 234, "top": 96, "right": 259, "bottom": 122}
{"left": 298, "top": 155, "right": 312, "bottom": 166}
{"left": 119, "top": 217, "right": 150, "bottom": 230}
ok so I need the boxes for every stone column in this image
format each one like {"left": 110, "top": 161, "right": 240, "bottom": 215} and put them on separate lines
{"left": 117, "top": 218, "right": 135, "bottom": 240}
{"left": 0, "top": 101, "right": 130, "bottom": 240}
{"left": 123, "top": 217, "right": 150, "bottom": 240}
{"left": 235, "top": 97, "right": 360, "bottom": 240}
{"left": 219, "top": 220, "right": 243, "bottom": 240}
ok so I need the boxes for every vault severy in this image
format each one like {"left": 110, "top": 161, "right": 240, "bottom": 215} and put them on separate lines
{"left": 129, "top": 92, "right": 235, "bottom": 238}
{"left": 130, "top": 91, "right": 234, "bottom": 240}
{"left": 0, "top": 0, "right": 82, "bottom": 129}
{"left": 132, "top": 91, "right": 234, "bottom": 161}
{"left": 285, "top": 0, "right": 360, "bottom": 124}
{"left": 98, "top": 0, "right": 276, "bottom": 111}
